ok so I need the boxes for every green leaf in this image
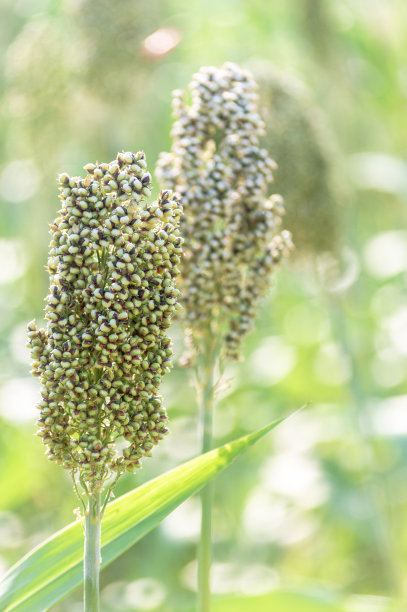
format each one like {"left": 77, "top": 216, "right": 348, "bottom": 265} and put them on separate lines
{"left": 209, "top": 592, "right": 348, "bottom": 612}
{"left": 0, "top": 417, "right": 289, "bottom": 612}
{"left": 206, "top": 591, "right": 397, "bottom": 612}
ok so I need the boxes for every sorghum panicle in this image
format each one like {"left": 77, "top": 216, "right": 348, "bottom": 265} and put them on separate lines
{"left": 27, "top": 152, "right": 183, "bottom": 492}
{"left": 259, "top": 68, "right": 343, "bottom": 257}
{"left": 157, "top": 62, "right": 293, "bottom": 362}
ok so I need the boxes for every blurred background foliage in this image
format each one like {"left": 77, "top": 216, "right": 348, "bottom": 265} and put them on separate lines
{"left": 0, "top": 0, "right": 407, "bottom": 610}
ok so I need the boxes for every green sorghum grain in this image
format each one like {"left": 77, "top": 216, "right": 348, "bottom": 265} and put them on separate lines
{"left": 27, "top": 152, "right": 182, "bottom": 492}
{"left": 157, "top": 62, "right": 293, "bottom": 362}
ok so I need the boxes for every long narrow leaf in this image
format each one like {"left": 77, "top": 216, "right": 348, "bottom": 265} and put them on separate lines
{"left": 207, "top": 591, "right": 397, "bottom": 612}
{"left": 0, "top": 417, "right": 289, "bottom": 612}
{"left": 210, "top": 591, "right": 349, "bottom": 612}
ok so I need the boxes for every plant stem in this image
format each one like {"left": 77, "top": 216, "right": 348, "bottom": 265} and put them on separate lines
{"left": 84, "top": 490, "right": 102, "bottom": 612}
{"left": 197, "top": 339, "right": 218, "bottom": 612}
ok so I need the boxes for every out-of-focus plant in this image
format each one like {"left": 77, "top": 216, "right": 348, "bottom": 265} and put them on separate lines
{"left": 257, "top": 67, "right": 401, "bottom": 596}
{"left": 71, "top": 0, "right": 167, "bottom": 98}
{"left": 258, "top": 67, "right": 344, "bottom": 258}
{"left": 27, "top": 152, "right": 183, "bottom": 611}
{"left": 157, "top": 62, "right": 293, "bottom": 612}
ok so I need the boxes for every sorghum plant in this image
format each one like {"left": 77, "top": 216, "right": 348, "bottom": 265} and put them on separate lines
{"left": 27, "top": 152, "right": 182, "bottom": 611}
{"left": 259, "top": 67, "right": 344, "bottom": 257}
{"left": 157, "top": 62, "right": 293, "bottom": 612}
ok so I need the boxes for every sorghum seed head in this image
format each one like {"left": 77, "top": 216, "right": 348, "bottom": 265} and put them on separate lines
{"left": 258, "top": 68, "right": 344, "bottom": 257}
{"left": 156, "top": 62, "right": 293, "bottom": 362}
{"left": 27, "top": 152, "right": 183, "bottom": 492}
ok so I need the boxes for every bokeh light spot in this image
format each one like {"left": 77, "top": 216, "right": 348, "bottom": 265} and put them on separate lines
{"left": 0, "top": 160, "right": 40, "bottom": 203}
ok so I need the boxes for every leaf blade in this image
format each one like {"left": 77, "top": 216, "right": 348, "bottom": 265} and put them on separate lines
{"left": 0, "top": 416, "right": 288, "bottom": 612}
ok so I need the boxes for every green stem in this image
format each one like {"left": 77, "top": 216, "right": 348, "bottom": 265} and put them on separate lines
{"left": 197, "top": 340, "right": 217, "bottom": 612}
{"left": 84, "top": 491, "right": 102, "bottom": 612}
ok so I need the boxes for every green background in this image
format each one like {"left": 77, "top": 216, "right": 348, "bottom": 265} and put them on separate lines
{"left": 0, "top": 0, "right": 406, "bottom": 610}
